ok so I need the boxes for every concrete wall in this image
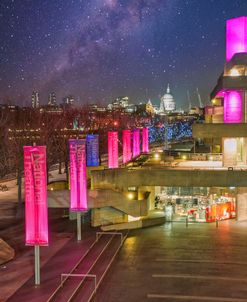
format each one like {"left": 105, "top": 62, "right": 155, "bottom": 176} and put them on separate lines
{"left": 91, "top": 207, "right": 127, "bottom": 227}
{"left": 48, "top": 188, "right": 149, "bottom": 217}
{"left": 237, "top": 188, "right": 247, "bottom": 221}
{"left": 193, "top": 123, "right": 247, "bottom": 138}
{"left": 91, "top": 168, "right": 247, "bottom": 188}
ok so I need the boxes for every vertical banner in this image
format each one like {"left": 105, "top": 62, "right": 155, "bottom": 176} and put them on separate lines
{"left": 108, "top": 131, "right": 119, "bottom": 168}
{"left": 122, "top": 130, "right": 132, "bottom": 164}
{"left": 86, "top": 134, "right": 99, "bottom": 167}
{"left": 224, "top": 91, "right": 242, "bottom": 123}
{"left": 132, "top": 128, "right": 140, "bottom": 158}
{"left": 24, "top": 146, "right": 48, "bottom": 246}
{"left": 69, "top": 139, "right": 87, "bottom": 211}
{"left": 142, "top": 128, "right": 149, "bottom": 153}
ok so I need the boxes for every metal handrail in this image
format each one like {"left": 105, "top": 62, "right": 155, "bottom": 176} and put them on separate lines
{"left": 96, "top": 231, "right": 123, "bottom": 244}
{"left": 47, "top": 231, "right": 127, "bottom": 302}
{"left": 60, "top": 273, "right": 96, "bottom": 293}
{"left": 86, "top": 230, "right": 129, "bottom": 302}
{"left": 46, "top": 234, "right": 103, "bottom": 302}
{"left": 66, "top": 233, "right": 116, "bottom": 302}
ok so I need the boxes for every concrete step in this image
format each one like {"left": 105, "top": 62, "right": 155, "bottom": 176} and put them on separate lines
{"left": 101, "top": 216, "right": 166, "bottom": 231}
{"left": 0, "top": 238, "right": 15, "bottom": 265}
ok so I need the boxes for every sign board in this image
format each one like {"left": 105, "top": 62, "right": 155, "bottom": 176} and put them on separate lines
{"left": 24, "top": 146, "right": 48, "bottom": 246}
{"left": 133, "top": 129, "right": 140, "bottom": 157}
{"left": 142, "top": 128, "right": 149, "bottom": 153}
{"left": 69, "top": 139, "right": 87, "bottom": 211}
{"left": 86, "top": 134, "right": 99, "bottom": 166}
{"left": 108, "top": 131, "right": 118, "bottom": 168}
{"left": 123, "top": 130, "right": 131, "bottom": 164}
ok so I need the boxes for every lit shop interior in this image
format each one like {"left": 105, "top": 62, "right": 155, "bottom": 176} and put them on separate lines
{"left": 154, "top": 187, "right": 236, "bottom": 222}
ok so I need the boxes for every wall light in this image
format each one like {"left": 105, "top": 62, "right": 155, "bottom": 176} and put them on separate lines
{"left": 230, "top": 68, "right": 240, "bottom": 76}
{"left": 127, "top": 192, "right": 135, "bottom": 200}
{"left": 154, "top": 153, "right": 160, "bottom": 160}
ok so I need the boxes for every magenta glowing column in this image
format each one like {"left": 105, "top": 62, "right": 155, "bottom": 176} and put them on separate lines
{"left": 133, "top": 129, "right": 140, "bottom": 158}
{"left": 108, "top": 131, "right": 119, "bottom": 168}
{"left": 142, "top": 128, "right": 149, "bottom": 153}
{"left": 224, "top": 91, "right": 242, "bottom": 123}
{"left": 69, "top": 139, "right": 87, "bottom": 211}
{"left": 226, "top": 17, "right": 247, "bottom": 61}
{"left": 24, "top": 146, "right": 48, "bottom": 246}
{"left": 123, "top": 130, "right": 131, "bottom": 164}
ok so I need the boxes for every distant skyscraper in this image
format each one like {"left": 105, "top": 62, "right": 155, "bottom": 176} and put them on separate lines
{"left": 31, "top": 91, "right": 40, "bottom": 108}
{"left": 63, "top": 95, "right": 75, "bottom": 106}
{"left": 48, "top": 92, "right": 56, "bottom": 106}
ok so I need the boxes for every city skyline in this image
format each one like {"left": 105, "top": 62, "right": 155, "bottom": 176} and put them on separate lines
{"left": 0, "top": 0, "right": 246, "bottom": 107}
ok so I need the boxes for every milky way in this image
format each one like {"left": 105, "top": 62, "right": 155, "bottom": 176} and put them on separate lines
{"left": 0, "top": 0, "right": 247, "bottom": 107}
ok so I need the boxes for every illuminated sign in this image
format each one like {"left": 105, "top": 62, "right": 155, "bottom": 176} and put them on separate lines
{"left": 24, "top": 146, "right": 48, "bottom": 246}
{"left": 69, "top": 139, "right": 87, "bottom": 211}
{"left": 132, "top": 129, "right": 140, "bottom": 157}
{"left": 86, "top": 134, "right": 99, "bottom": 167}
{"left": 142, "top": 128, "right": 149, "bottom": 153}
{"left": 226, "top": 17, "right": 247, "bottom": 61}
{"left": 224, "top": 90, "right": 242, "bottom": 123}
{"left": 108, "top": 131, "right": 118, "bottom": 168}
{"left": 122, "top": 130, "right": 131, "bottom": 164}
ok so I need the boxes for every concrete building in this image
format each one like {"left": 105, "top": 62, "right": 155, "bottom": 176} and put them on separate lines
{"left": 31, "top": 91, "right": 39, "bottom": 108}
{"left": 48, "top": 92, "right": 57, "bottom": 106}
{"left": 193, "top": 16, "right": 247, "bottom": 165}
{"left": 47, "top": 17, "right": 247, "bottom": 229}
{"left": 85, "top": 17, "right": 247, "bottom": 228}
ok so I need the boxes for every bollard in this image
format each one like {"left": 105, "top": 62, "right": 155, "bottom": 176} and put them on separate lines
{"left": 186, "top": 216, "right": 189, "bottom": 228}
{"left": 216, "top": 219, "right": 219, "bottom": 228}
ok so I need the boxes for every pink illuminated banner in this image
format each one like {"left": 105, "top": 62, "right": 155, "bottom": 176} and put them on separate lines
{"left": 224, "top": 90, "right": 242, "bottom": 123}
{"left": 69, "top": 139, "right": 87, "bottom": 211}
{"left": 133, "top": 129, "right": 140, "bottom": 158}
{"left": 226, "top": 17, "right": 247, "bottom": 61}
{"left": 108, "top": 131, "right": 118, "bottom": 168}
{"left": 142, "top": 128, "right": 149, "bottom": 153}
{"left": 122, "top": 130, "right": 132, "bottom": 164}
{"left": 24, "top": 146, "right": 48, "bottom": 246}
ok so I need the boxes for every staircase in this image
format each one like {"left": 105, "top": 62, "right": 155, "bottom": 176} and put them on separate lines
{"left": 47, "top": 231, "right": 128, "bottom": 302}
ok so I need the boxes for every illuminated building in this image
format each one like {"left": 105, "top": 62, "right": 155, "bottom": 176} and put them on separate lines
{"left": 31, "top": 91, "right": 40, "bottom": 108}
{"left": 159, "top": 84, "right": 176, "bottom": 113}
{"left": 194, "top": 16, "right": 247, "bottom": 160}
{"left": 63, "top": 95, "right": 75, "bottom": 106}
{"left": 48, "top": 92, "right": 57, "bottom": 106}
{"left": 87, "top": 17, "right": 247, "bottom": 228}
{"left": 107, "top": 96, "right": 129, "bottom": 110}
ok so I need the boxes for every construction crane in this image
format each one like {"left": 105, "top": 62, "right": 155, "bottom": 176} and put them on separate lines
{"left": 196, "top": 88, "right": 203, "bottom": 108}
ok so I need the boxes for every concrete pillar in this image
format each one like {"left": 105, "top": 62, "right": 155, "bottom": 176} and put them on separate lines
{"left": 138, "top": 186, "right": 155, "bottom": 210}
{"left": 236, "top": 188, "right": 247, "bottom": 221}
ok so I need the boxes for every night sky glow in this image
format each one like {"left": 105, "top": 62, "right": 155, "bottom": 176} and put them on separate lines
{"left": 0, "top": 0, "right": 247, "bottom": 107}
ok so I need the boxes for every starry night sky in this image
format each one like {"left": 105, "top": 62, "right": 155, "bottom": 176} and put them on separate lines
{"left": 0, "top": 0, "right": 247, "bottom": 108}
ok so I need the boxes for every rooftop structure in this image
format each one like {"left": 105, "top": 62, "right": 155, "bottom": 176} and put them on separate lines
{"left": 159, "top": 84, "right": 176, "bottom": 113}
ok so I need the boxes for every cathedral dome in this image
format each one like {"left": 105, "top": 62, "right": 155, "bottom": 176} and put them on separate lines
{"left": 160, "top": 84, "right": 176, "bottom": 112}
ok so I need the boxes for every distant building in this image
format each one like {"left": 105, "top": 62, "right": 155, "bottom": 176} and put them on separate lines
{"left": 31, "top": 91, "right": 40, "bottom": 108}
{"left": 159, "top": 84, "right": 176, "bottom": 113}
{"left": 62, "top": 95, "right": 75, "bottom": 106}
{"left": 107, "top": 96, "right": 129, "bottom": 111}
{"left": 89, "top": 104, "right": 107, "bottom": 112}
{"left": 48, "top": 92, "right": 57, "bottom": 106}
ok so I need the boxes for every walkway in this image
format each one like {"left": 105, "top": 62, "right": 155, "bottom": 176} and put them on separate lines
{"left": 92, "top": 220, "right": 247, "bottom": 302}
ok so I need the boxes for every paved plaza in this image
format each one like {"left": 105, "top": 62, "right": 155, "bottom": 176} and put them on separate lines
{"left": 93, "top": 220, "right": 247, "bottom": 302}
{"left": 2, "top": 216, "right": 247, "bottom": 301}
